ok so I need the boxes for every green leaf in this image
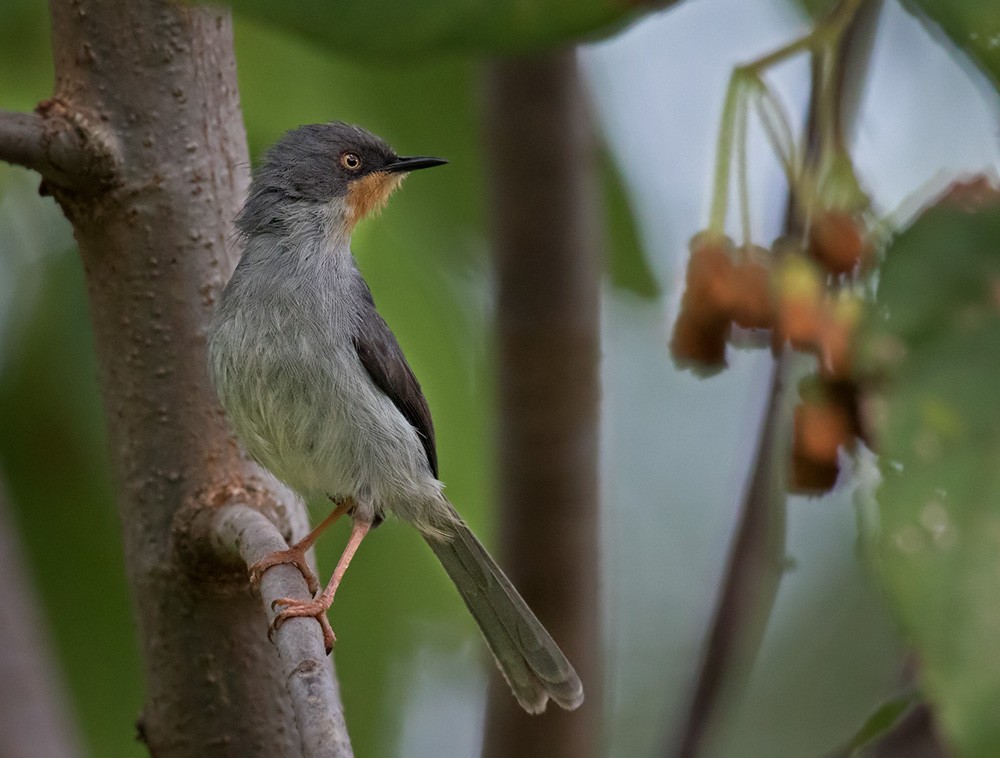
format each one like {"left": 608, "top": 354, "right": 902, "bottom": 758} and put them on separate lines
{"left": 828, "top": 690, "right": 920, "bottom": 757}
{"left": 905, "top": 0, "right": 1000, "bottom": 89}
{"left": 861, "top": 196, "right": 1000, "bottom": 757}
{"left": 602, "top": 152, "right": 661, "bottom": 299}
{"left": 225, "top": 0, "right": 673, "bottom": 59}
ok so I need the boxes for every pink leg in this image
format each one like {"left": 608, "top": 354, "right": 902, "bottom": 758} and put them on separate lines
{"left": 271, "top": 517, "right": 372, "bottom": 653}
{"left": 249, "top": 497, "right": 353, "bottom": 594}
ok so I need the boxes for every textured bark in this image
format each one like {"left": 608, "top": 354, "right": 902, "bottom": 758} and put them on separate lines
{"left": 0, "top": 477, "right": 83, "bottom": 758}
{"left": 0, "top": 108, "right": 116, "bottom": 191}
{"left": 0, "top": 1, "right": 351, "bottom": 755}
{"left": 482, "top": 52, "right": 602, "bottom": 758}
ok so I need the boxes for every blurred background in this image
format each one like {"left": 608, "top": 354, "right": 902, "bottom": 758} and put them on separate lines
{"left": 1, "top": 0, "right": 998, "bottom": 755}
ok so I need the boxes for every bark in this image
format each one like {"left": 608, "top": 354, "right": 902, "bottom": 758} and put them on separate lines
{"left": 482, "top": 52, "right": 602, "bottom": 758}
{"left": 0, "top": 1, "right": 349, "bottom": 755}
{"left": 0, "top": 476, "right": 83, "bottom": 758}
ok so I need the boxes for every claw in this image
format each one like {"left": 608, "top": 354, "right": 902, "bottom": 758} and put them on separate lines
{"left": 254, "top": 507, "right": 367, "bottom": 657}
{"left": 249, "top": 547, "right": 320, "bottom": 595}
{"left": 270, "top": 596, "right": 337, "bottom": 654}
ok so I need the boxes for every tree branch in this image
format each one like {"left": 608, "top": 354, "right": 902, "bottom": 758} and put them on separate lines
{"left": 0, "top": 105, "right": 117, "bottom": 191}
{"left": 0, "top": 111, "right": 50, "bottom": 169}
{"left": 187, "top": 504, "right": 351, "bottom": 758}
{"left": 13, "top": 0, "right": 353, "bottom": 753}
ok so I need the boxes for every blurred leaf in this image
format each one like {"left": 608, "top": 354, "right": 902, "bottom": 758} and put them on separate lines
{"left": 793, "top": 0, "right": 838, "bottom": 19}
{"left": 226, "top": 0, "right": 674, "bottom": 59}
{"left": 904, "top": 0, "right": 1000, "bottom": 89}
{"left": 603, "top": 151, "right": 661, "bottom": 299}
{"left": 0, "top": 244, "right": 144, "bottom": 758}
{"left": 861, "top": 196, "right": 1000, "bottom": 757}
{"left": 0, "top": 0, "right": 53, "bottom": 110}
{"left": 828, "top": 689, "right": 920, "bottom": 757}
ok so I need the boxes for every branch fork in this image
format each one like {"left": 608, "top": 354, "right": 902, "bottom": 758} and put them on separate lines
{"left": 0, "top": 98, "right": 119, "bottom": 192}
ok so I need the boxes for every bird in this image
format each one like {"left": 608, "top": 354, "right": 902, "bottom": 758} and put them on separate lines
{"left": 207, "top": 121, "right": 583, "bottom": 714}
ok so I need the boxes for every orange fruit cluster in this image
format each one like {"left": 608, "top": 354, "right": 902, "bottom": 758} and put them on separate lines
{"left": 670, "top": 233, "right": 772, "bottom": 373}
{"left": 670, "top": 209, "right": 873, "bottom": 494}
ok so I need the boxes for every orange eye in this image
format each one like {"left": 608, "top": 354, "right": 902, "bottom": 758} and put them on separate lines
{"left": 340, "top": 152, "right": 362, "bottom": 171}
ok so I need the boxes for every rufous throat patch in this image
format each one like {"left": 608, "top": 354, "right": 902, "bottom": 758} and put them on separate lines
{"left": 345, "top": 172, "right": 404, "bottom": 229}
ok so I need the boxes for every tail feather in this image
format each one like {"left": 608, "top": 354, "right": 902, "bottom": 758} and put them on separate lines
{"left": 424, "top": 506, "right": 584, "bottom": 714}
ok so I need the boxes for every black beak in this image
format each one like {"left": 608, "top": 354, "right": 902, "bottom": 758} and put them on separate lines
{"left": 382, "top": 156, "right": 448, "bottom": 173}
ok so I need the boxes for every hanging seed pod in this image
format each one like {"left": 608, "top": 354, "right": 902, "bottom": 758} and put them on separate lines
{"left": 790, "top": 396, "right": 854, "bottom": 494}
{"left": 731, "top": 246, "right": 775, "bottom": 331}
{"left": 773, "top": 256, "right": 825, "bottom": 354}
{"left": 671, "top": 233, "right": 739, "bottom": 373}
{"left": 816, "top": 293, "right": 863, "bottom": 380}
{"left": 809, "top": 209, "right": 872, "bottom": 275}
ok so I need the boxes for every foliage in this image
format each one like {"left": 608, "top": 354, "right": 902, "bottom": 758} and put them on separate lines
{"left": 223, "top": 0, "right": 671, "bottom": 58}
{"left": 906, "top": 0, "right": 1000, "bottom": 88}
{"left": 862, "top": 191, "right": 1000, "bottom": 757}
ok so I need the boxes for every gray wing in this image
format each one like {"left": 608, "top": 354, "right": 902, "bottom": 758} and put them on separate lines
{"left": 351, "top": 273, "right": 438, "bottom": 478}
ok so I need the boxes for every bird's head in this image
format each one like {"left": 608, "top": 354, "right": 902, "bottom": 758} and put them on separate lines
{"left": 237, "top": 122, "right": 446, "bottom": 236}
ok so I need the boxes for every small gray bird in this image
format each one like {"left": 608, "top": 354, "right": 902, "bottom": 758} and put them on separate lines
{"left": 208, "top": 122, "right": 583, "bottom": 714}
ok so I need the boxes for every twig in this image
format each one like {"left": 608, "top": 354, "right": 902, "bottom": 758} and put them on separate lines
{"left": 189, "top": 504, "right": 351, "bottom": 758}
{"left": 0, "top": 111, "right": 50, "bottom": 170}
{"left": 0, "top": 106, "right": 117, "bottom": 190}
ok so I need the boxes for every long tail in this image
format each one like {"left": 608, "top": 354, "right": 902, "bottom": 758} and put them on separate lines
{"left": 423, "top": 504, "right": 584, "bottom": 714}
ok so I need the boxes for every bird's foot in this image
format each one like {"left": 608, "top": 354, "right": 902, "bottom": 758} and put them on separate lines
{"left": 269, "top": 596, "right": 337, "bottom": 654}
{"left": 249, "top": 547, "right": 320, "bottom": 595}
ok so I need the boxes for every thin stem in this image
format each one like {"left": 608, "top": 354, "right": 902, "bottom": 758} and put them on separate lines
{"left": 815, "top": 41, "right": 839, "bottom": 175}
{"left": 708, "top": 74, "right": 745, "bottom": 235}
{"left": 707, "top": 0, "right": 865, "bottom": 236}
{"left": 736, "top": 88, "right": 752, "bottom": 249}
{"left": 746, "top": 34, "right": 815, "bottom": 74}
{"left": 747, "top": 76, "right": 799, "bottom": 187}
{"left": 743, "top": 0, "right": 864, "bottom": 77}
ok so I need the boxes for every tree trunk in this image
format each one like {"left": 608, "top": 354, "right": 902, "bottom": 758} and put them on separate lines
{"left": 0, "top": 1, "right": 349, "bottom": 754}
{"left": 482, "top": 51, "right": 603, "bottom": 758}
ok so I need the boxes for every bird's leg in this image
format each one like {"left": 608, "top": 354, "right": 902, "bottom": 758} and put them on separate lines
{"left": 249, "top": 496, "right": 353, "bottom": 595}
{"left": 271, "top": 515, "right": 373, "bottom": 653}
